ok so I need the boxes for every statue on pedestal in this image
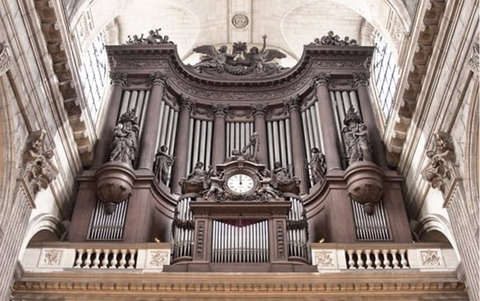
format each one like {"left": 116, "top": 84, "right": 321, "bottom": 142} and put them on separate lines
{"left": 109, "top": 109, "right": 139, "bottom": 167}
{"left": 153, "top": 145, "right": 175, "bottom": 185}
{"left": 308, "top": 147, "right": 327, "bottom": 185}
{"left": 342, "top": 107, "right": 372, "bottom": 165}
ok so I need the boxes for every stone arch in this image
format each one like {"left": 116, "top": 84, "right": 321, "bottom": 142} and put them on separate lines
{"left": 416, "top": 214, "right": 457, "bottom": 249}
{"left": 464, "top": 79, "right": 479, "bottom": 238}
{"left": 22, "top": 214, "right": 63, "bottom": 245}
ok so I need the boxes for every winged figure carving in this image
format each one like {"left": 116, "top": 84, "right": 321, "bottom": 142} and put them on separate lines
{"left": 191, "top": 35, "right": 287, "bottom": 77}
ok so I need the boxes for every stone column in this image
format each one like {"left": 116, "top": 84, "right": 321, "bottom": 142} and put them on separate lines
{"left": 251, "top": 104, "right": 269, "bottom": 166}
{"left": 137, "top": 72, "right": 166, "bottom": 170}
{"left": 285, "top": 95, "right": 309, "bottom": 194}
{"left": 314, "top": 73, "right": 342, "bottom": 171}
{"left": 353, "top": 73, "right": 388, "bottom": 168}
{"left": 211, "top": 104, "right": 229, "bottom": 166}
{"left": 171, "top": 96, "right": 195, "bottom": 193}
{"left": 93, "top": 72, "right": 127, "bottom": 168}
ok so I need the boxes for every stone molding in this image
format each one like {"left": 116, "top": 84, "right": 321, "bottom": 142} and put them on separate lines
{"left": 386, "top": 0, "right": 446, "bottom": 166}
{"left": 0, "top": 41, "right": 12, "bottom": 76}
{"left": 33, "top": 0, "right": 95, "bottom": 166}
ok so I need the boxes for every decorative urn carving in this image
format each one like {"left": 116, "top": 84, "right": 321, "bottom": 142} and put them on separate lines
{"left": 95, "top": 161, "right": 135, "bottom": 215}
{"left": 344, "top": 161, "right": 384, "bottom": 215}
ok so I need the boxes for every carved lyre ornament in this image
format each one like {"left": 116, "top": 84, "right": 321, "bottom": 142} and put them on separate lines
{"left": 18, "top": 130, "right": 58, "bottom": 204}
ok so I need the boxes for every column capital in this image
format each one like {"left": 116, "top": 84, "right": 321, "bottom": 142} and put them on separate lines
{"left": 283, "top": 94, "right": 303, "bottom": 113}
{"left": 109, "top": 72, "right": 128, "bottom": 86}
{"left": 210, "top": 103, "right": 230, "bottom": 118}
{"left": 0, "top": 42, "right": 12, "bottom": 77}
{"left": 149, "top": 71, "right": 167, "bottom": 87}
{"left": 313, "top": 72, "right": 331, "bottom": 87}
{"left": 250, "top": 103, "right": 269, "bottom": 118}
{"left": 179, "top": 94, "right": 196, "bottom": 112}
{"left": 353, "top": 72, "right": 370, "bottom": 86}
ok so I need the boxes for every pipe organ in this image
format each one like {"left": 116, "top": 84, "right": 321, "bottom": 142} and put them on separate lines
{"left": 68, "top": 34, "right": 413, "bottom": 272}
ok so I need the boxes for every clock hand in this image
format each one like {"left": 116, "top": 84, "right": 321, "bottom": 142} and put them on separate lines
{"left": 239, "top": 175, "right": 242, "bottom": 185}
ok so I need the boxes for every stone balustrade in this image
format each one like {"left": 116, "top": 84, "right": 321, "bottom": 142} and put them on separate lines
{"left": 311, "top": 242, "right": 458, "bottom": 272}
{"left": 22, "top": 242, "right": 171, "bottom": 272}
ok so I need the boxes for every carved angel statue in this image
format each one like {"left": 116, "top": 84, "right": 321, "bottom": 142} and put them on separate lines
{"left": 256, "top": 169, "right": 282, "bottom": 201}
{"left": 239, "top": 35, "right": 286, "bottom": 71}
{"left": 192, "top": 35, "right": 287, "bottom": 76}
{"left": 202, "top": 167, "right": 226, "bottom": 200}
{"left": 192, "top": 45, "right": 236, "bottom": 71}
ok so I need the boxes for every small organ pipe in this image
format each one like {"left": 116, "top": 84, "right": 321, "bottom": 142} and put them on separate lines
{"left": 313, "top": 102, "right": 325, "bottom": 152}
{"left": 267, "top": 122, "right": 275, "bottom": 170}
{"left": 272, "top": 121, "right": 280, "bottom": 163}
{"left": 185, "top": 119, "right": 194, "bottom": 175}
{"left": 279, "top": 120, "right": 287, "bottom": 168}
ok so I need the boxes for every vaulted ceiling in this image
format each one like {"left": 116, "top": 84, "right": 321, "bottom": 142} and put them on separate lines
{"left": 67, "top": 0, "right": 414, "bottom": 65}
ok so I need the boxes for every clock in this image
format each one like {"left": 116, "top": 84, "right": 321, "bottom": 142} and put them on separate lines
{"left": 226, "top": 173, "right": 255, "bottom": 194}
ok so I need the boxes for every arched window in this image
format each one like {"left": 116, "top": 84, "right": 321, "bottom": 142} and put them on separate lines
{"left": 78, "top": 32, "right": 108, "bottom": 124}
{"left": 372, "top": 33, "right": 399, "bottom": 123}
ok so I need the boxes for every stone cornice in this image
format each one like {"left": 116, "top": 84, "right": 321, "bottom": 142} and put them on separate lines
{"left": 12, "top": 270, "right": 466, "bottom": 300}
{"left": 106, "top": 44, "right": 374, "bottom": 104}
{"left": 384, "top": 0, "right": 446, "bottom": 167}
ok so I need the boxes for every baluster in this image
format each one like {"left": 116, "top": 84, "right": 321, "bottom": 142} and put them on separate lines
{"left": 347, "top": 250, "right": 355, "bottom": 269}
{"left": 101, "top": 249, "right": 110, "bottom": 268}
{"left": 391, "top": 249, "right": 400, "bottom": 269}
{"left": 373, "top": 249, "right": 382, "bottom": 269}
{"left": 399, "top": 249, "right": 409, "bottom": 269}
{"left": 74, "top": 249, "right": 84, "bottom": 268}
{"left": 119, "top": 249, "right": 127, "bottom": 268}
{"left": 382, "top": 249, "right": 391, "bottom": 269}
{"left": 92, "top": 249, "right": 101, "bottom": 268}
{"left": 356, "top": 250, "right": 364, "bottom": 269}
{"left": 128, "top": 249, "right": 136, "bottom": 268}
{"left": 365, "top": 249, "right": 373, "bottom": 269}
{"left": 110, "top": 249, "right": 119, "bottom": 268}
{"left": 84, "top": 249, "right": 93, "bottom": 268}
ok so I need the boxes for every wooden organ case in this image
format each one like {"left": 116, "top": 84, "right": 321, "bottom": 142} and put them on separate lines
{"left": 68, "top": 35, "right": 412, "bottom": 273}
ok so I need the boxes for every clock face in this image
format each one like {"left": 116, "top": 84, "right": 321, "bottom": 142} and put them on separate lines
{"left": 226, "top": 173, "right": 255, "bottom": 194}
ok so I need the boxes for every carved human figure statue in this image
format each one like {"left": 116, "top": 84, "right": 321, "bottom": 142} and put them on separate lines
{"left": 186, "top": 162, "right": 207, "bottom": 185}
{"left": 308, "top": 147, "right": 327, "bottom": 185}
{"left": 342, "top": 107, "right": 372, "bottom": 165}
{"left": 203, "top": 168, "right": 225, "bottom": 200}
{"left": 257, "top": 169, "right": 281, "bottom": 200}
{"left": 109, "top": 110, "right": 139, "bottom": 166}
{"left": 153, "top": 145, "right": 175, "bottom": 185}
{"left": 241, "top": 131, "right": 259, "bottom": 161}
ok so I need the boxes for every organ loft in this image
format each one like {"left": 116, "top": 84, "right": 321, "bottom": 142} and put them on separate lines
{"left": 67, "top": 31, "right": 413, "bottom": 271}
